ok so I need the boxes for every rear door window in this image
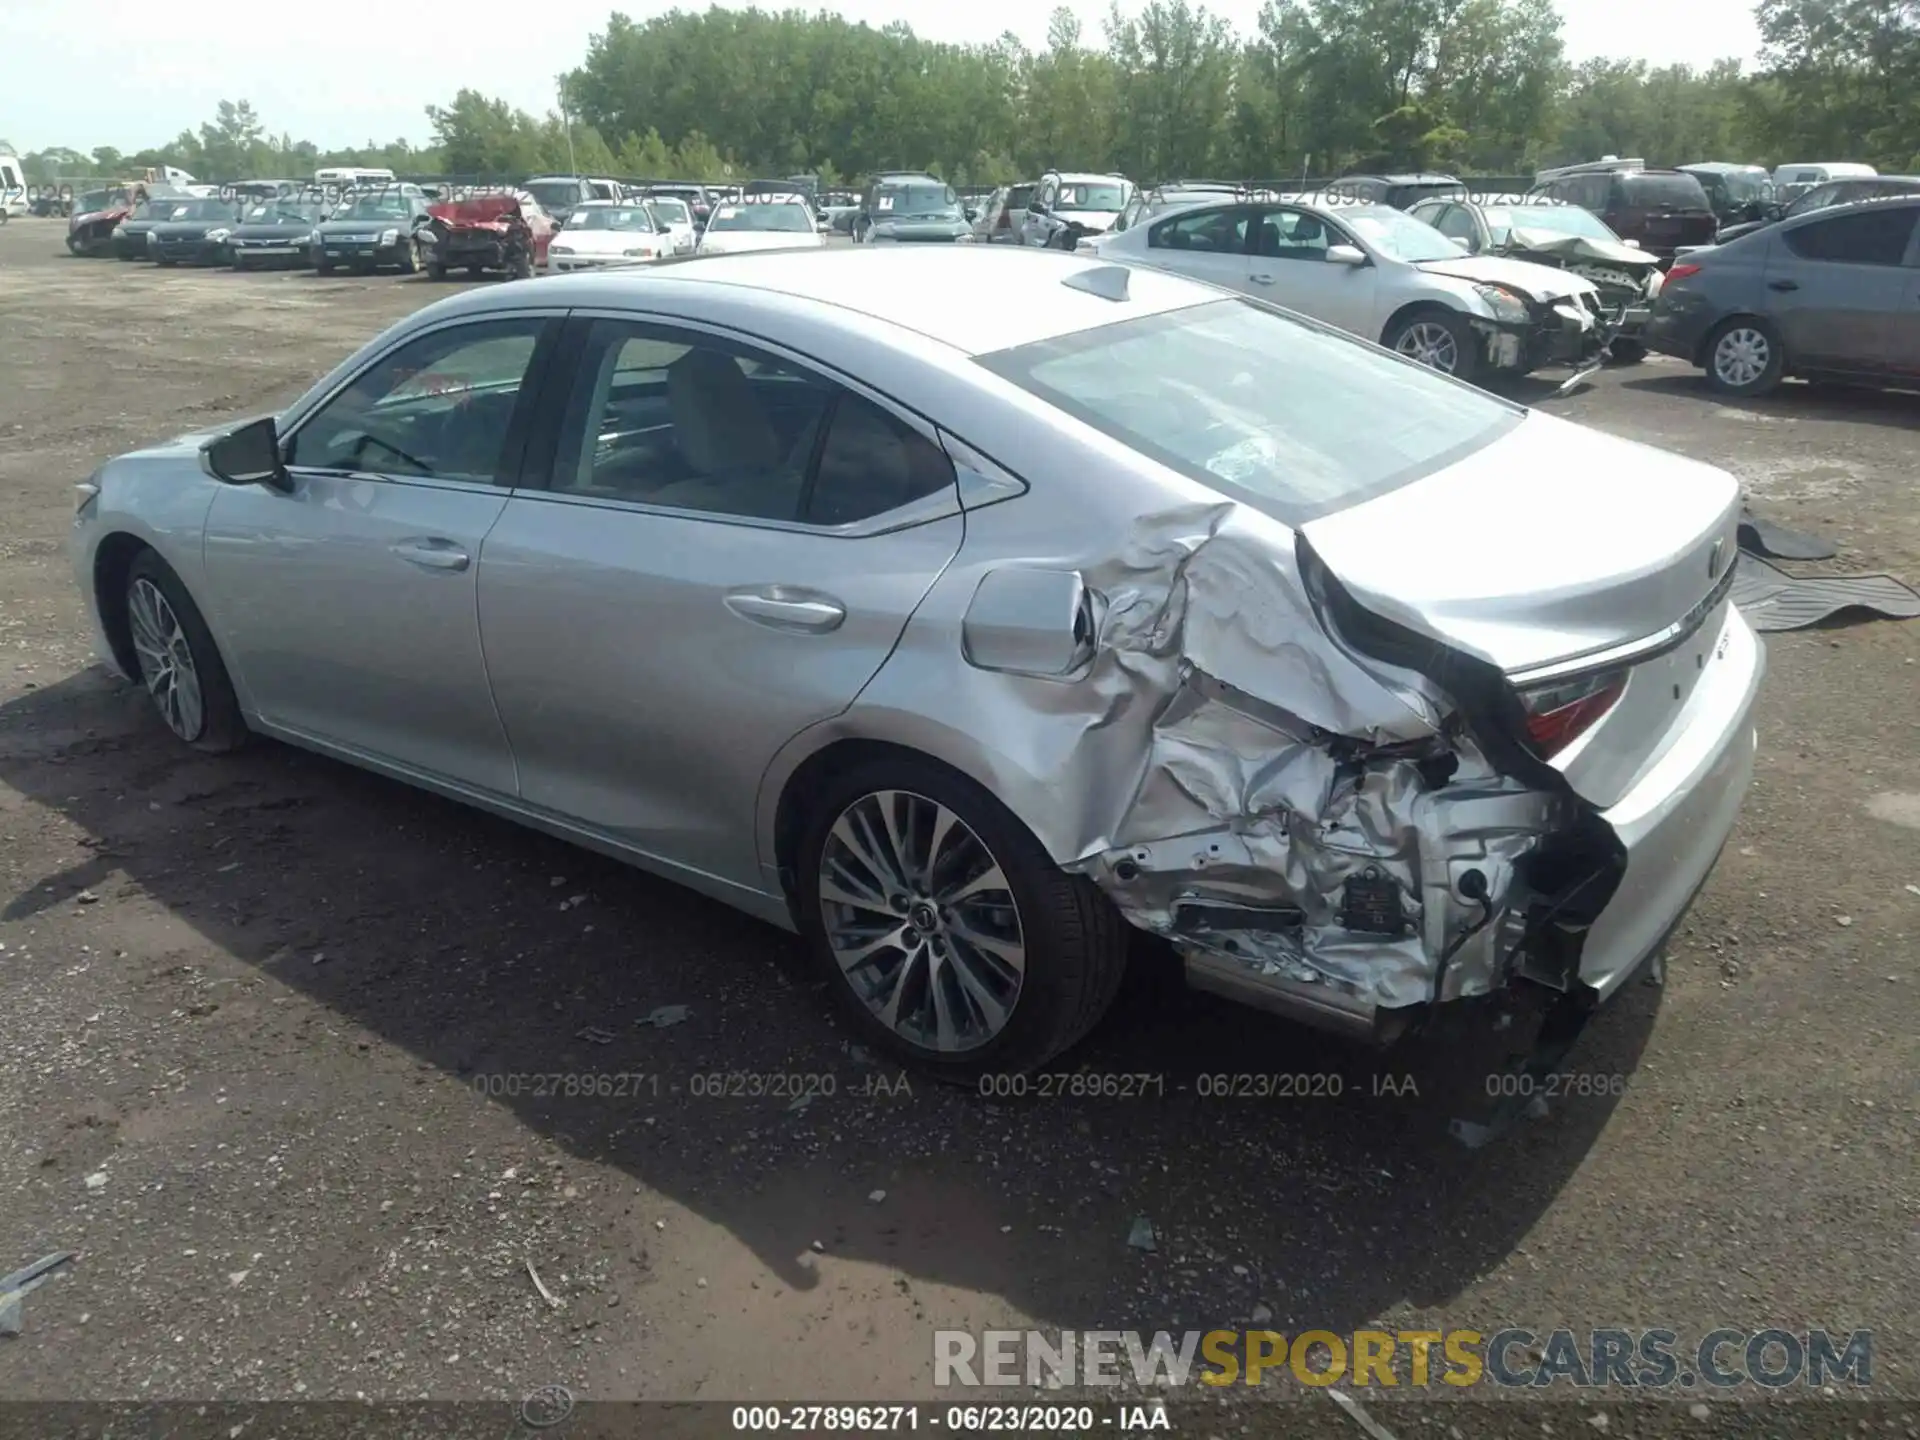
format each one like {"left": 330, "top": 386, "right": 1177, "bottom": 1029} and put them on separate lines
{"left": 1782, "top": 207, "right": 1918, "bottom": 266}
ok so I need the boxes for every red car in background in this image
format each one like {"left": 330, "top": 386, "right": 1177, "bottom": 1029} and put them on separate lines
{"left": 420, "top": 190, "right": 556, "bottom": 280}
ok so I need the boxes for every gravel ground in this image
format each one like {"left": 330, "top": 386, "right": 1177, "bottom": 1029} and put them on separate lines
{"left": 0, "top": 219, "right": 1915, "bottom": 1436}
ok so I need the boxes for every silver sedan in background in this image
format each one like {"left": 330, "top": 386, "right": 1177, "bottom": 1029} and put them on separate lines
{"left": 71, "top": 248, "right": 1762, "bottom": 1111}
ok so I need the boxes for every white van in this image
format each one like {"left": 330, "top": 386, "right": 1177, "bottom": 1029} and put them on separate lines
{"left": 314, "top": 166, "right": 397, "bottom": 188}
{"left": 1, "top": 152, "right": 29, "bottom": 219}
{"left": 1771, "top": 162, "right": 1877, "bottom": 189}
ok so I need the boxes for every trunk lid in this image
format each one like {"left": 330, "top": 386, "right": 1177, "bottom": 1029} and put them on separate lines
{"left": 1301, "top": 409, "right": 1742, "bottom": 807}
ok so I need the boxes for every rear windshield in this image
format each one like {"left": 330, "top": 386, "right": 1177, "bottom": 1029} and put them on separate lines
{"left": 1618, "top": 173, "right": 1710, "bottom": 210}
{"left": 976, "top": 298, "right": 1519, "bottom": 525}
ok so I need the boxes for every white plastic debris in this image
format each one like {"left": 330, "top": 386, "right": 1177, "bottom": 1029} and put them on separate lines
{"left": 1126, "top": 1216, "right": 1157, "bottom": 1252}
{"left": 83, "top": 1172, "right": 107, "bottom": 1191}
{"left": 638, "top": 1005, "right": 690, "bottom": 1028}
{"left": 868, "top": 1190, "right": 887, "bottom": 1204}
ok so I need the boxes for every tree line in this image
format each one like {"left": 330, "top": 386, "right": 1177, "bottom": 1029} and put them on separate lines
{"left": 9, "top": 0, "right": 1916, "bottom": 189}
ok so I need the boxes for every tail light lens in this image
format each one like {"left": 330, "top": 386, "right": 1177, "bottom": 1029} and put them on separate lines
{"left": 1517, "top": 670, "right": 1627, "bottom": 756}
{"left": 1665, "top": 262, "right": 1703, "bottom": 285}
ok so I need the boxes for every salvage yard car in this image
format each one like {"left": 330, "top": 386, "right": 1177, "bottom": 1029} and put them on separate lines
{"left": 1091, "top": 197, "right": 1608, "bottom": 383}
{"left": 66, "top": 186, "right": 135, "bottom": 255}
{"left": 313, "top": 186, "right": 435, "bottom": 275}
{"left": 228, "top": 197, "right": 329, "bottom": 270}
{"left": 1407, "top": 194, "right": 1663, "bottom": 362}
{"left": 421, "top": 189, "right": 555, "bottom": 279}
{"left": 546, "top": 200, "right": 676, "bottom": 270}
{"left": 69, "top": 247, "right": 1762, "bottom": 1106}
{"left": 695, "top": 198, "right": 825, "bottom": 255}
{"left": 860, "top": 179, "right": 976, "bottom": 244}
{"left": 1646, "top": 195, "right": 1920, "bottom": 397}
{"left": 147, "top": 195, "right": 244, "bottom": 267}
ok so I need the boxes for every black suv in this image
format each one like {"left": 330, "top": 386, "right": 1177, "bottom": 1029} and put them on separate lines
{"left": 1527, "top": 166, "right": 1715, "bottom": 261}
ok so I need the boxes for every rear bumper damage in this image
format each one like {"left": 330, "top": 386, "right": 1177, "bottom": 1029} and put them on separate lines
{"left": 1041, "top": 505, "right": 1760, "bottom": 1121}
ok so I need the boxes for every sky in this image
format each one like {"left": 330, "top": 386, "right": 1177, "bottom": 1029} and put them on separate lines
{"left": 7, "top": 0, "right": 1761, "bottom": 156}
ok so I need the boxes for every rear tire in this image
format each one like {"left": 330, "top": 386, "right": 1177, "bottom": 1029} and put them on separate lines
{"left": 124, "top": 551, "right": 248, "bottom": 755}
{"left": 794, "top": 756, "right": 1130, "bottom": 1080}
{"left": 427, "top": 261, "right": 448, "bottom": 280}
{"left": 1703, "top": 317, "right": 1783, "bottom": 397}
{"left": 1384, "top": 308, "right": 1480, "bottom": 384}
{"left": 1604, "top": 338, "right": 1646, "bottom": 365}
{"left": 466, "top": 264, "right": 484, "bottom": 279}
{"left": 317, "top": 262, "right": 335, "bottom": 276}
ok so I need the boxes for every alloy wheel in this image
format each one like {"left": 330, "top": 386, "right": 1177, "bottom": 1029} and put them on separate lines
{"left": 128, "top": 578, "right": 205, "bottom": 741}
{"left": 1713, "top": 327, "right": 1770, "bottom": 389}
{"left": 1395, "top": 321, "right": 1460, "bottom": 373}
{"left": 817, "top": 789, "right": 1026, "bottom": 1053}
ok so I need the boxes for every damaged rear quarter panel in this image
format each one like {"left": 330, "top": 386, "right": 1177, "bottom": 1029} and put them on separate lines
{"left": 763, "top": 410, "right": 1574, "bottom": 1028}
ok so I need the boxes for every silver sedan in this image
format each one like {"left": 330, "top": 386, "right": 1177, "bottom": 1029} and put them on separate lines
{"left": 71, "top": 247, "right": 1763, "bottom": 1097}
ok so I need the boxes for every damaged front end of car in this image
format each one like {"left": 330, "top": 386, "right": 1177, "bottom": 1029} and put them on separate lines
{"left": 1008, "top": 504, "right": 1629, "bottom": 1135}
{"left": 1469, "top": 281, "right": 1612, "bottom": 381}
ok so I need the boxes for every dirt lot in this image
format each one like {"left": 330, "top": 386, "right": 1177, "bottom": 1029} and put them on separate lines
{"left": 1, "top": 219, "right": 1916, "bottom": 1429}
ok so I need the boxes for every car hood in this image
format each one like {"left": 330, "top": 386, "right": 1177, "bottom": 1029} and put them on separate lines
{"left": 697, "top": 230, "right": 822, "bottom": 255}
{"left": 1053, "top": 209, "right": 1120, "bottom": 233}
{"left": 1498, "top": 227, "right": 1659, "bottom": 273}
{"left": 1414, "top": 252, "right": 1598, "bottom": 300}
{"left": 554, "top": 229, "right": 664, "bottom": 254}
{"left": 1301, "top": 407, "right": 1739, "bottom": 675}
{"left": 233, "top": 220, "right": 313, "bottom": 237}
{"left": 871, "top": 217, "right": 971, "bottom": 238}
{"left": 316, "top": 217, "right": 408, "bottom": 233}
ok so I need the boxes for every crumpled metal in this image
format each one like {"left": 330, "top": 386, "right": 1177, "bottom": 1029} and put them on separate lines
{"left": 1060, "top": 502, "right": 1563, "bottom": 1016}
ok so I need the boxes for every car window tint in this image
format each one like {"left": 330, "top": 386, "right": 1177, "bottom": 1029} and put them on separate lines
{"left": 1432, "top": 205, "right": 1478, "bottom": 243}
{"left": 1150, "top": 206, "right": 1247, "bottom": 253}
{"left": 548, "top": 319, "right": 833, "bottom": 521}
{"left": 1783, "top": 206, "right": 1917, "bottom": 266}
{"left": 1252, "top": 208, "right": 1331, "bottom": 260}
{"left": 287, "top": 319, "right": 543, "bottom": 482}
{"left": 804, "top": 394, "right": 955, "bottom": 526}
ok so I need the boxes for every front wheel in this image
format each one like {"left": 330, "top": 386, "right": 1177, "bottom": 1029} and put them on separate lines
{"left": 1703, "top": 318, "right": 1783, "bottom": 397}
{"left": 795, "top": 758, "right": 1130, "bottom": 1079}
{"left": 1384, "top": 309, "right": 1479, "bottom": 383}
{"left": 427, "top": 261, "right": 447, "bottom": 280}
{"left": 398, "top": 238, "right": 420, "bottom": 274}
{"left": 316, "top": 262, "right": 335, "bottom": 276}
{"left": 124, "top": 551, "right": 247, "bottom": 754}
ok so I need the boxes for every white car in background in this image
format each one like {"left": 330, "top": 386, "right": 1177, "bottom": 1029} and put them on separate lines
{"left": 1020, "top": 171, "right": 1134, "bottom": 249}
{"left": 645, "top": 195, "right": 699, "bottom": 255}
{"left": 696, "top": 197, "right": 825, "bottom": 257}
{"left": 546, "top": 201, "right": 676, "bottom": 272}
{"left": 1090, "top": 196, "right": 1609, "bottom": 383}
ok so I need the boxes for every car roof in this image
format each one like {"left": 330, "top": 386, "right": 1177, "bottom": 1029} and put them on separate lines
{"left": 429, "top": 247, "right": 1219, "bottom": 356}
{"left": 1679, "top": 161, "right": 1767, "bottom": 173}
{"left": 1050, "top": 172, "right": 1126, "bottom": 183}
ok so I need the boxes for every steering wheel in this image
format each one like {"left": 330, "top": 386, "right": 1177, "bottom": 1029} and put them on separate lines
{"left": 347, "top": 430, "right": 434, "bottom": 474}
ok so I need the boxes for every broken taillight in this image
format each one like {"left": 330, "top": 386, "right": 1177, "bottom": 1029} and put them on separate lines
{"left": 1664, "top": 262, "right": 1703, "bottom": 285}
{"left": 1517, "top": 670, "right": 1627, "bottom": 756}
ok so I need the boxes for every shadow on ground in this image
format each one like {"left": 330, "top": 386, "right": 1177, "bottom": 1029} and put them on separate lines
{"left": 0, "top": 665, "right": 1660, "bottom": 1332}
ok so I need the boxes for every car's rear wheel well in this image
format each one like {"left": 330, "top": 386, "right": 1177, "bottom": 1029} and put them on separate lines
{"left": 772, "top": 738, "right": 989, "bottom": 916}
{"left": 92, "top": 532, "right": 152, "bottom": 678}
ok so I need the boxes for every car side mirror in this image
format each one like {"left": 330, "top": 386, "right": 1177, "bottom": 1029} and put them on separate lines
{"left": 1028, "top": 202, "right": 1047, "bottom": 216}
{"left": 1624, "top": 238, "right": 1642, "bottom": 249}
{"left": 965, "top": 206, "right": 980, "bottom": 222}
{"left": 1326, "top": 244, "right": 1367, "bottom": 266}
{"left": 202, "top": 416, "right": 291, "bottom": 493}
{"left": 1449, "top": 235, "right": 1471, "bottom": 250}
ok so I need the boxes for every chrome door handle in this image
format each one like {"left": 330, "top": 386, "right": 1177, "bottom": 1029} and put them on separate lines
{"left": 1248, "top": 273, "right": 1275, "bottom": 284}
{"left": 724, "top": 588, "right": 846, "bottom": 634}
{"left": 1767, "top": 279, "right": 1798, "bottom": 292}
{"left": 391, "top": 538, "right": 470, "bottom": 571}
